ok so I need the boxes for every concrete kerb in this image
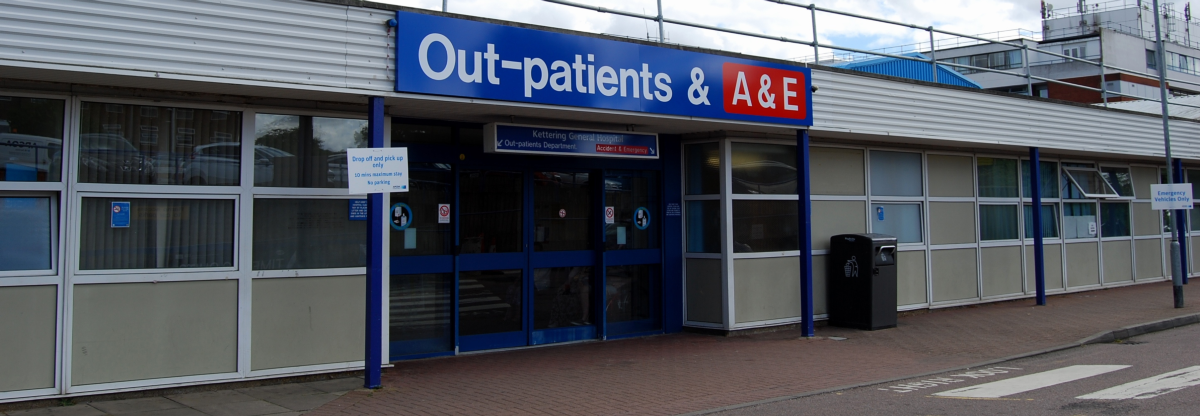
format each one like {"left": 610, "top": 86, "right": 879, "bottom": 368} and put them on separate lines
{"left": 680, "top": 312, "right": 1200, "bottom": 416}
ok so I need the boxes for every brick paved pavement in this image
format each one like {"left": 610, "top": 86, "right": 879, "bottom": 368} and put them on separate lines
{"left": 307, "top": 282, "right": 1200, "bottom": 416}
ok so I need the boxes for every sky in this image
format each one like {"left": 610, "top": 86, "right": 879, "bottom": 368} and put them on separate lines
{"left": 373, "top": 0, "right": 1042, "bottom": 62}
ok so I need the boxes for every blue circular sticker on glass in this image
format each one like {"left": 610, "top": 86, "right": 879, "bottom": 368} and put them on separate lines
{"left": 634, "top": 206, "right": 650, "bottom": 230}
{"left": 390, "top": 203, "right": 412, "bottom": 231}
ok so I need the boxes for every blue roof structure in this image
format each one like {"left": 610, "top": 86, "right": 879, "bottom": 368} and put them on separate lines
{"left": 831, "top": 53, "right": 982, "bottom": 89}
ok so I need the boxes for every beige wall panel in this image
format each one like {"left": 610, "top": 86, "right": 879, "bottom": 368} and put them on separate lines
{"left": 1132, "top": 166, "right": 1158, "bottom": 199}
{"left": 1102, "top": 241, "right": 1133, "bottom": 283}
{"left": 1132, "top": 202, "right": 1160, "bottom": 236}
{"left": 734, "top": 257, "right": 802, "bottom": 323}
{"left": 930, "top": 202, "right": 977, "bottom": 245}
{"left": 0, "top": 286, "right": 57, "bottom": 392}
{"left": 813, "top": 255, "right": 828, "bottom": 315}
{"left": 1193, "top": 236, "right": 1200, "bottom": 275}
{"left": 898, "top": 251, "right": 927, "bottom": 306}
{"left": 72, "top": 281, "right": 237, "bottom": 386}
{"left": 812, "top": 200, "right": 866, "bottom": 251}
{"left": 252, "top": 275, "right": 365, "bottom": 371}
{"left": 982, "top": 246, "right": 1023, "bottom": 297}
{"left": 1026, "top": 244, "right": 1064, "bottom": 291}
{"left": 1136, "top": 239, "right": 1164, "bottom": 280}
{"left": 811, "top": 147, "right": 865, "bottom": 196}
{"left": 686, "top": 259, "right": 723, "bottom": 324}
{"left": 928, "top": 155, "right": 975, "bottom": 198}
{"left": 1066, "top": 242, "right": 1101, "bottom": 287}
{"left": 931, "top": 249, "right": 979, "bottom": 302}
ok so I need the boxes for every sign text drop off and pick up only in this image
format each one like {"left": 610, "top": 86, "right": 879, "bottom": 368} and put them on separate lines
{"left": 395, "top": 11, "right": 813, "bottom": 127}
{"left": 347, "top": 148, "right": 410, "bottom": 195}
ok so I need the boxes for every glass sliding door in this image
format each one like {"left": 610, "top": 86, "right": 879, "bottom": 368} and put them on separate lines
{"left": 457, "top": 169, "right": 527, "bottom": 351}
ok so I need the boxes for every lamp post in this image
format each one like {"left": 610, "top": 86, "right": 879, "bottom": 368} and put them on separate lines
{"left": 1152, "top": 0, "right": 1186, "bottom": 308}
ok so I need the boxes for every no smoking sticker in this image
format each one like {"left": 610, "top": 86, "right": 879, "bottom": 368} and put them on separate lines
{"left": 438, "top": 204, "right": 450, "bottom": 224}
{"left": 604, "top": 206, "right": 615, "bottom": 224}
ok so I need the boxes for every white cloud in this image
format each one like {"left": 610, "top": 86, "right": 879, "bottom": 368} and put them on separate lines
{"left": 375, "top": 0, "right": 1040, "bottom": 61}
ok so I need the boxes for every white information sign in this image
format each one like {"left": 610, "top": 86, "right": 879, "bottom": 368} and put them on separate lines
{"left": 347, "top": 148, "right": 409, "bottom": 194}
{"left": 604, "top": 206, "right": 615, "bottom": 224}
{"left": 1151, "top": 184, "right": 1194, "bottom": 210}
{"left": 438, "top": 204, "right": 451, "bottom": 224}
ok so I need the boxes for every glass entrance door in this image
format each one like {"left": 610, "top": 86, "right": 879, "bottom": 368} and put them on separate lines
{"left": 530, "top": 171, "right": 596, "bottom": 345}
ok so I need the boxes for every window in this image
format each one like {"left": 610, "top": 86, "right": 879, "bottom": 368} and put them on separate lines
{"left": 1100, "top": 202, "right": 1131, "bottom": 237}
{"left": 871, "top": 203, "right": 923, "bottom": 243}
{"left": 252, "top": 199, "right": 367, "bottom": 270}
{"left": 78, "top": 197, "right": 235, "bottom": 270}
{"left": 1063, "top": 43, "right": 1086, "bottom": 59}
{"left": 1063, "top": 202, "right": 1098, "bottom": 239}
{"left": 389, "top": 273, "right": 453, "bottom": 358}
{"left": 605, "top": 170, "right": 660, "bottom": 250}
{"left": 79, "top": 103, "right": 242, "bottom": 185}
{"left": 1022, "top": 160, "right": 1059, "bottom": 199}
{"left": 1062, "top": 167, "right": 1119, "bottom": 199}
{"left": 730, "top": 143, "right": 796, "bottom": 195}
{"left": 391, "top": 123, "right": 452, "bottom": 146}
{"left": 0, "top": 197, "right": 53, "bottom": 271}
{"left": 391, "top": 163, "right": 454, "bottom": 256}
{"left": 980, "top": 205, "right": 1019, "bottom": 241}
{"left": 460, "top": 170, "right": 522, "bottom": 253}
{"left": 978, "top": 157, "right": 1018, "bottom": 198}
{"left": 870, "top": 151, "right": 923, "bottom": 196}
{"left": 1148, "top": 49, "right": 1159, "bottom": 70}
{"left": 686, "top": 200, "right": 720, "bottom": 253}
{"left": 1099, "top": 167, "right": 1134, "bottom": 197}
{"left": 685, "top": 143, "right": 719, "bottom": 195}
{"left": 253, "top": 114, "right": 366, "bottom": 188}
{"left": 1, "top": 96, "right": 64, "bottom": 182}
{"left": 1024, "top": 204, "right": 1060, "bottom": 239}
{"left": 732, "top": 200, "right": 798, "bottom": 252}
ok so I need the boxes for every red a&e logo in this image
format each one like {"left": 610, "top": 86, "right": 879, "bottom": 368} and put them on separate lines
{"left": 721, "top": 63, "right": 808, "bottom": 120}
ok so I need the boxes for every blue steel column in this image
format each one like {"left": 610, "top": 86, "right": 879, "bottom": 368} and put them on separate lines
{"left": 798, "top": 130, "right": 814, "bottom": 337}
{"left": 1031, "top": 147, "right": 1046, "bottom": 306}
{"left": 365, "top": 96, "right": 385, "bottom": 389}
{"left": 1174, "top": 158, "right": 1189, "bottom": 284}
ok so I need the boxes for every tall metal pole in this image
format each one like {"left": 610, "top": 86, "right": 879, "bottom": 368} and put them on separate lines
{"left": 442, "top": 0, "right": 447, "bottom": 12}
{"left": 1031, "top": 148, "right": 1047, "bottom": 306}
{"left": 365, "top": 96, "right": 385, "bottom": 388}
{"left": 657, "top": 0, "right": 665, "bottom": 42}
{"left": 928, "top": 27, "right": 938, "bottom": 83}
{"left": 1153, "top": 0, "right": 1186, "bottom": 308}
{"left": 1024, "top": 44, "right": 1034, "bottom": 96}
{"left": 1100, "top": 30, "right": 1108, "bottom": 107}
{"left": 810, "top": 4, "right": 819, "bottom": 62}
{"left": 1174, "top": 158, "right": 1190, "bottom": 284}
{"left": 797, "top": 129, "right": 814, "bottom": 337}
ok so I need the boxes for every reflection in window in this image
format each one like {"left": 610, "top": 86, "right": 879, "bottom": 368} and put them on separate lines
{"left": 391, "top": 163, "right": 454, "bottom": 256}
{"left": 389, "top": 273, "right": 453, "bottom": 358}
{"left": 1100, "top": 202, "right": 1131, "bottom": 237}
{"left": 977, "top": 158, "right": 1018, "bottom": 198}
{"left": 685, "top": 143, "right": 720, "bottom": 195}
{"left": 1024, "top": 204, "right": 1060, "bottom": 239}
{"left": 606, "top": 264, "right": 659, "bottom": 335}
{"left": 533, "top": 266, "right": 593, "bottom": 329}
{"left": 460, "top": 170, "right": 522, "bottom": 253}
{"left": 605, "top": 171, "right": 660, "bottom": 250}
{"left": 1022, "top": 160, "right": 1060, "bottom": 199}
{"left": 252, "top": 199, "right": 366, "bottom": 270}
{"left": 980, "top": 205, "right": 1019, "bottom": 241}
{"left": 686, "top": 200, "right": 720, "bottom": 253}
{"left": 870, "top": 151, "right": 923, "bottom": 196}
{"left": 0, "top": 96, "right": 64, "bottom": 182}
{"left": 0, "top": 197, "right": 52, "bottom": 271}
{"left": 254, "top": 114, "right": 366, "bottom": 188}
{"left": 458, "top": 270, "right": 522, "bottom": 336}
{"left": 871, "top": 203, "right": 923, "bottom": 243}
{"left": 391, "top": 123, "right": 451, "bottom": 146}
{"left": 1063, "top": 202, "right": 1097, "bottom": 239}
{"left": 79, "top": 198, "right": 234, "bottom": 270}
{"left": 731, "top": 142, "right": 796, "bottom": 195}
{"left": 1099, "top": 167, "right": 1134, "bottom": 197}
{"left": 732, "top": 200, "right": 798, "bottom": 252}
{"left": 79, "top": 103, "right": 242, "bottom": 185}
{"left": 534, "top": 171, "right": 591, "bottom": 251}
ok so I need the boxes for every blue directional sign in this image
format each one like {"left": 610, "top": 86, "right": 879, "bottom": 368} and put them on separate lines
{"left": 485, "top": 123, "right": 658, "bottom": 159}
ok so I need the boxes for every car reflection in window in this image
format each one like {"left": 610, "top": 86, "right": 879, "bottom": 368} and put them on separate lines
{"left": 731, "top": 160, "right": 797, "bottom": 194}
{"left": 78, "top": 133, "right": 152, "bottom": 184}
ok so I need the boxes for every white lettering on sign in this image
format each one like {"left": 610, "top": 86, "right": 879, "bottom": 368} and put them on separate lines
{"left": 1151, "top": 183, "right": 1194, "bottom": 210}
{"left": 347, "top": 148, "right": 409, "bottom": 194}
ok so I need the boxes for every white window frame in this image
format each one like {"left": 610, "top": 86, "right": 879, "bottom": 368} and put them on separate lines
{"left": 1063, "top": 167, "right": 1121, "bottom": 199}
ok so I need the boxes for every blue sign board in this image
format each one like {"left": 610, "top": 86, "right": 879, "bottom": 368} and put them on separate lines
{"left": 395, "top": 11, "right": 813, "bottom": 126}
{"left": 111, "top": 201, "right": 130, "bottom": 228}
{"left": 349, "top": 199, "right": 369, "bottom": 221}
{"left": 485, "top": 123, "right": 658, "bottom": 159}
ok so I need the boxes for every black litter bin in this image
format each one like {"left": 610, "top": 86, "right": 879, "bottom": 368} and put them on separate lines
{"left": 828, "top": 233, "right": 898, "bottom": 330}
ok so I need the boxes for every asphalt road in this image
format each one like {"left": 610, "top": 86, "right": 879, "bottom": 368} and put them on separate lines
{"left": 715, "top": 323, "right": 1200, "bottom": 416}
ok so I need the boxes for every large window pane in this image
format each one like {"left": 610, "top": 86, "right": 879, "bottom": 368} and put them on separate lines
{"left": 871, "top": 203, "right": 923, "bottom": 243}
{"left": 389, "top": 273, "right": 453, "bottom": 358}
{"left": 79, "top": 198, "right": 234, "bottom": 270}
{"left": 1100, "top": 167, "right": 1134, "bottom": 197}
{"left": 460, "top": 170, "right": 522, "bottom": 253}
{"left": 391, "top": 123, "right": 451, "bottom": 146}
{"left": 391, "top": 163, "right": 454, "bottom": 256}
{"left": 533, "top": 266, "right": 593, "bottom": 329}
{"left": 252, "top": 199, "right": 366, "bottom": 270}
{"left": 977, "top": 157, "right": 1018, "bottom": 198}
{"left": 534, "top": 171, "right": 591, "bottom": 251}
{"left": 606, "top": 264, "right": 660, "bottom": 335}
{"left": 1100, "top": 202, "right": 1131, "bottom": 237}
{"left": 1022, "top": 160, "right": 1060, "bottom": 199}
{"left": 686, "top": 200, "right": 720, "bottom": 253}
{"left": 869, "top": 151, "right": 923, "bottom": 196}
{"left": 731, "top": 142, "right": 796, "bottom": 195}
{"left": 1063, "top": 202, "right": 1097, "bottom": 239}
{"left": 1, "top": 96, "right": 64, "bottom": 182}
{"left": 0, "top": 197, "right": 52, "bottom": 271}
{"left": 254, "top": 114, "right": 366, "bottom": 188}
{"left": 605, "top": 170, "right": 659, "bottom": 250}
{"left": 1024, "top": 204, "right": 1060, "bottom": 239}
{"left": 685, "top": 143, "right": 719, "bottom": 195}
{"left": 732, "top": 200, "right": 798, "bottom": 252}
{"left": 79, "top": 103, "right": 241, "bottom": 185}
{"left": 980, "top": 205, "right": 1019, "bottom": 241}
{"left": 458, "top": 269, "right": 522, "bottom": 336}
